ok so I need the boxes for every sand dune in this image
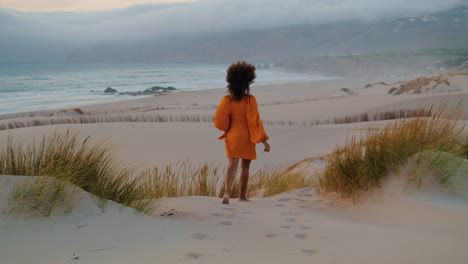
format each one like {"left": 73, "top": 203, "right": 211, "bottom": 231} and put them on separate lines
{"left": 1, "top": 174, "right": 467, "bottom": 264}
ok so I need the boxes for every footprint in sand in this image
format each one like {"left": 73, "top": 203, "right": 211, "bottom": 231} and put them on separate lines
{"left": 299, "top": 225, "right": 310, "bottom": 230}
{"left": 294, "top": 233, "right": 313, "bottom": 239}
{"left": 280, "top": 224, "right": 293, "bottom": 229}
{"left": 191, "top": 233, "right": 214, "bottom": 240}
{"left": 185, "top": 253, "right": 208, "bottom": 259}
{"left": 264, "top": 233, "right": 279, "bottom": 238}
{"left": 284, "top": 217, "right": 296, "bottom": 223}
{"left": 277, "top": 198, "right": 291, "bottom": 202}
{"left": 210, "top": 213, "right": 237, "bottom": 219}
{"left": 280, "top": 212, "right": 300, "bottom": 216}
{"left": 300, "top": 249, "right": 320, "bottom": 256}
{"left": 160, "top": 209, "right": 177, "bottom": 216}
{"left": 222, "top": 207, "right": 241, "bottom": 213}
{"left": 219, "top": 221, "right": 233, "bottom": 226}
{"left": 210, "top": 212, "right": 222, "bottom": 217}
{"left": 276, "top": 204, "right": 285, "bottom": 207}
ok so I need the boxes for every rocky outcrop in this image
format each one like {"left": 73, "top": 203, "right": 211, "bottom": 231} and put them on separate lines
{"left": 118, "top": 86, "right": 176, "bottom": 96}
{"left": 102, "top": 86, "right": 177, "bottom": 96}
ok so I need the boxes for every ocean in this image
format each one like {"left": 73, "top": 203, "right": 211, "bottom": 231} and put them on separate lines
{"left": 0, "top": 63, "right": 333, "bottom": 115}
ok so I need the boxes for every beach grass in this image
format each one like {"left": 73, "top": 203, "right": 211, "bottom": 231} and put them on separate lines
{"left": 0, "top": 108, "right": 435, "bottom": 131}
{"left": 0, "top": 114, "right": 214, "bottom": 131}
{"left": 314, "top": 105, "right": 467, "bottom": 201}
{"left": 7, "top": 104, "right": 460, "bottom": 214}
{"left": 461, "top": 140, "right": 468, "bottom": 159}
{"left": 407, "top": 150, "right": 468, "bottom": 190}
{"left": 238, "top": 163, "right": 313, "bottom": 197}
{"left": 1, "top": 131, "right": 154, "bottom": 215}
{"left": 8, "top": 176, "right": 77, "bottom": 216}
{"left": 1, "top": 131, "right": 312, "bottom": 216}
{"left": 142, "top": 160, "right": 312, "bottom": 199}
{"left": 142, "top": 161, "right": 223, "bottom": 199}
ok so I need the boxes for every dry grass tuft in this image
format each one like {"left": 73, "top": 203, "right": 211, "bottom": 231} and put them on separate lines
{"left": 245, "top": 164, "right": 313, "bottom": 197}
{"left": 0, "top": 106, "right": 444, "bottom": 132}
{"left": 142, "top": 161, "right": 223, "bottom": 199}
{"left": 314, "top": 105, "right": 467, "bottom": 201}
{"left": 1, "top": 131, "right": 154, "bottom": 215}
{"left": 0, "top": 114, "right": 214, "bottom": 131}
{"left": 462, "top": 141, "right": 468, "bottom": 159}
{"left": 141, "top": 160, "right": 312, "bottom": 199}
{"left": 1, "top": 132, "right": 313, "bottom": 216}
{"left": 365, "top": 81, "right": 389, "bottom": 89}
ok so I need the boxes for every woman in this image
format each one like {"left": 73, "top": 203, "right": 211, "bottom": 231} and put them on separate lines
{"left": 214, "top": 61, "right": 270, "bottom": 204}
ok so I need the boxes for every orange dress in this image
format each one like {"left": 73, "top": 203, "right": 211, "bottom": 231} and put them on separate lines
{"left": 214, "top": 94, "right": 269, "bottom": 160}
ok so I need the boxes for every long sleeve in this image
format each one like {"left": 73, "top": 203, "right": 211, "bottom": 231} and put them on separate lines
{"left": 246, "top": 95, "right": 269, "bottom": 143}
{"left": 214, "top": 96, "right": 231, "bottom": 138}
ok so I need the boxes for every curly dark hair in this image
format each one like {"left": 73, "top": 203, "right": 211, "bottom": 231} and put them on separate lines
{"left": 226, "top": 61, "right": 256, "bottom": 101}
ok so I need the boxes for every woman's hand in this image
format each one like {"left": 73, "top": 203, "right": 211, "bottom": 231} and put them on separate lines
{"left": 262, "top": 141, "right": 270, "bottom": 152}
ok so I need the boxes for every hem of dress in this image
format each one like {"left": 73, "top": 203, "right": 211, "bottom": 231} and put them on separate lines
{"left": 226, "top": 155, "right": 256, "bottom": 160}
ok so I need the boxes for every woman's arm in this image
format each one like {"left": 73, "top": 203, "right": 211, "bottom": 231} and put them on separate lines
{"left": 246, "top": 95, "right": 269, "bottom": 144}
{"left": 214, "top": 96, "right": 231, "bottom": 132}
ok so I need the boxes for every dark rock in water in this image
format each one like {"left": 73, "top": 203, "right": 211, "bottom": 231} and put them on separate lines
{"left": 145, "top": 86, "right": 176, "bottom": 93}
{"left": 118, "top": 86, "right": 177, "bottom": 96}
{"left": 104, "top": 87, "right": 118, "bottom": 93}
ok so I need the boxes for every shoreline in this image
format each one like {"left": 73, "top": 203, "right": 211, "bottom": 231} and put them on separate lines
{"left": 0, "top": 77, "right": 391, "bottom": 119}
{"left": 0, "top": 63, "right": 331, "bottom": 116}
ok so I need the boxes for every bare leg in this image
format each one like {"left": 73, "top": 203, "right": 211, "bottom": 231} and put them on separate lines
{"left": 223, "top": 157, "right": 239, "bottom": 204}
{"left": 239, "top": 159, "right": 251, "bottom": 201}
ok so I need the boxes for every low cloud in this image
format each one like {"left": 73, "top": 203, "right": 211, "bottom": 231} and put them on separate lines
{"left": 0, "top": 0, "right": 466, "bottom": 62}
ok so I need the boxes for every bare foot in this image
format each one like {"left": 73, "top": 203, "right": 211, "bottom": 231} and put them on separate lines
{"left": 238, "top": 197, "right": 250, "bottom": 202}
{"left": 222, "top": 194, "right": 229, "bottom": 204}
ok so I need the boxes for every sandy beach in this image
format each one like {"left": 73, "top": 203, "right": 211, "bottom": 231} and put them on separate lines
{"left": 1, "top": 74, "right": 468, "bottom": 264}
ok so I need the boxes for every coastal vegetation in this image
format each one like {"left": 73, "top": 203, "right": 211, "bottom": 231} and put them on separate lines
{"left": 142, "top": 161, "right": 311, "bottom": 199}
{"left": 1, "top": 131, "right": 154, "bottom": 215}
{"left": 0, "top": 108, "right": 433, "bottom": 131}
{"left": 388, "top": 72, "right": 468, "bottom": 95}
{"left": 0, "top": 132, "right": 311, "bottom": 216}
{"left": 1, "top": 105, "right": 466, "bottom": 215}
{"left": 314, "top": 105, "right": 467, "bottom": 201}
{"left": 8, "top": 176, "right": 77, "bottom": 217}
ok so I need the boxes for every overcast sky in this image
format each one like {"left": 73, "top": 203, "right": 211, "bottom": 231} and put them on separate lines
{"left": 0, "top": 0, "right": 466, "bottom": 62}
{"left": 0, "top": 0, "right": 194, "bottom": 12}
{"left": 2, "top": 0, "right": 465, "bottom": 37}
